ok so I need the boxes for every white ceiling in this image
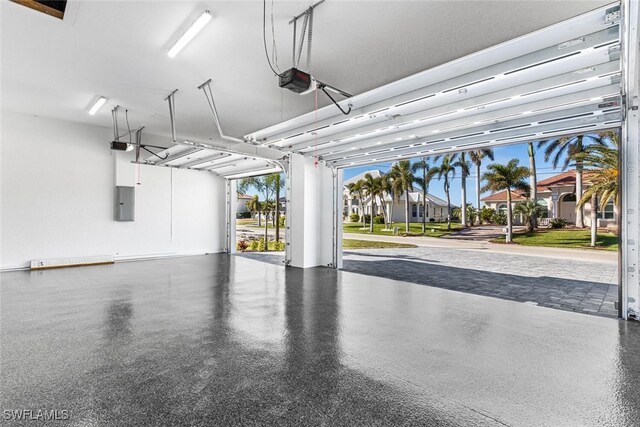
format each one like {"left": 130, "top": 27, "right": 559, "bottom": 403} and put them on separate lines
{"left": 1, "top": 0, "right": 612, "bottom": 146}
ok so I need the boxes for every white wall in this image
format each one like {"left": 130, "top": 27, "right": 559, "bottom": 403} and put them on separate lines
{"left": 0, "top": 112, "right": 226, "bottom": 270}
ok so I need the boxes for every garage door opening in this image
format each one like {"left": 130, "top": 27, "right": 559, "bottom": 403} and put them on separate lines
{"left": 232, "top": 172, "right": 287, "bottom": 267}
{"left": 338, "top": 132, "right": 621, "bottom": 318}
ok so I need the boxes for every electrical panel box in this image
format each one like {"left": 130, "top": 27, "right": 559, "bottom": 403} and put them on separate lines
{"left": 115, "top": 186, "right": 135, "bottom": 221}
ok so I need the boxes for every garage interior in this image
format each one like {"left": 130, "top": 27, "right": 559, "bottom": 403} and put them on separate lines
{"left": 1, "top": 1, "right": 640, "bottom": 425}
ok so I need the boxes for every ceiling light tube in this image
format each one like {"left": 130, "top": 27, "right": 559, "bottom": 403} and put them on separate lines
{"left": 89, "top": 96, "right": 107, "bottom": 115}
{"left": 167, "top": 11, "right": 212, "bottom": 58}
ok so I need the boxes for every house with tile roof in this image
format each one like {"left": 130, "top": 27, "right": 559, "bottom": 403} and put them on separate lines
{"left": 343, "top": 170, "right": 451, "bottom": 222}
{"left": 237, "top": 193, "right": 253, "bottom": 215}
{"left": 481, "top": 170, "right": 617, "bottom": 228}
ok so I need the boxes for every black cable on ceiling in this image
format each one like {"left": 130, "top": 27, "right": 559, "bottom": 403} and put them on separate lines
{"left": 321, "top": 86, "right": 352, "bottom": 115}
{"left": 263, "top": 0, "right": 281, "bottom": 76}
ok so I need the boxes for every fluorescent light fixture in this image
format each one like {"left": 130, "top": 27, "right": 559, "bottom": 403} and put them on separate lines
{"left": 167, "top": 11, "right": 212, "bottom": 58}
{"left": 89, "top": 96, "right": 107, "bottom": 115}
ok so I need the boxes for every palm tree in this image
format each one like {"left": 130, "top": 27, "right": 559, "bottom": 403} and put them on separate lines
{"left": 526, "top": 142, "right": 538, "bottom": 228}
{"left": 513, "top": 200, "right": 546, "bottom": 232}
{"left": 468, "top": 148, "right": 495, "bottom": 223}
{"left": 378, "top": 174, "right": 393, "bottom": 230}
{"left": 347, "top": 181, "right": 366, "bottom": 227}
{"left": 482, "top": 159, "right": 531, "bottom": 243}
{"left": 454, "top": 153, "right": 471, "bottom": 227}
{"left": 246, "top": 195, "right": 261, "bottom": 226}
{"left": 390, "top": 160, "right": 417, "bottom": 233}
{"left": 428, "top": 154, "right": 457, "bottom": 231}
{"left": 538, "top": 134, "right": 606, "bottom": 228}
{"left": 362, "top": 173, "right": 381, "bottom": 232}
{"left": 574, "top": 131, "right": 619, "bottom": 246}
{"left": 412, "top": 158, "right": 432, "bottom": 234}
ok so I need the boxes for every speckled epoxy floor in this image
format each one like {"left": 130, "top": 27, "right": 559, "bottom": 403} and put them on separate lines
{"left": 2, "top": 254, "right": 639, "bottom": 426}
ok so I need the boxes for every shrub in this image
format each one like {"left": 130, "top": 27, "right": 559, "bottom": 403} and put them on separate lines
{"left": 550, "top": 218, "right": 567, "bottom": 229}
{"left": 270, "top": 240, "right": 285, "bottom": 251}
{"left": 240, "top": 211, "right": 252, "bottom": 219}
{"left": 248, "top": 240, "right": 260, "bottom": 251}
{"left": 429, "top": 218, "right": 435, "bottom": 222}
{"left": 492, "top": 212, "right": 508, "bottom": 225}
{"left": 373, "top": 215, "right": 385, "bottom": 224}
{"left": 480, "top": 207, "right": 495, "bottom": 224}
{"left": 236, "top": 240, "right": 249, "bottom": 252}
{"left": 349, "top": 213, "right": 360, "bottom": 223}
{"left": 257, "top": 239, "right": 266, "bottom": 252}
{"left": 363, "top": 214, "right": 371, "bottom": 223}
{"left": 279, "top": 215, "right": 285, "bottom": 226}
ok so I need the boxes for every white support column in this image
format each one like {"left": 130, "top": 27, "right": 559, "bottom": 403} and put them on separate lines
{"left": 225, "top": 179, "right": 237, "bottom": 254}
{"left": 551, "top": 193, "right": 559, "bottom": 219}
{"left": 287, "top": 153, "right": 335, "bottom": 268}
{"left": 621, "top": 0, "right": 640, "bottom": 319}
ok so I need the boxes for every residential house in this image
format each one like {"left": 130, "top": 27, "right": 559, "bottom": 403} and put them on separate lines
{"left": 343, "top": 170, "right": 450, "bottom": 222}
{"left": 237, "top": 194, "right": 253, "bottom": 215}
{"left": 481, "top": 170, "right": 617, "bottom": 228}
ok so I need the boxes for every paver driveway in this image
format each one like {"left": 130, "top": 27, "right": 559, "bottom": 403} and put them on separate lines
{"left": 342, "top": 247, "right": 618, "bottom": 318}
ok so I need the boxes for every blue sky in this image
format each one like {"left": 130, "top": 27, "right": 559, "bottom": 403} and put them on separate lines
{"left": 240, "top": 140, "right": 576, "bottom": 206}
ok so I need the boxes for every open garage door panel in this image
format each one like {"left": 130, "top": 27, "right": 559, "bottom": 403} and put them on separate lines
{"left": 246, "top": 3, "right": 622, "bottom": 168}
{"left": 140, "top": 144, "right": 283, "bottom": 179}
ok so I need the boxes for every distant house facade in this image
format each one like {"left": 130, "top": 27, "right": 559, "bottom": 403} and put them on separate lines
{"left": 237, "top": 194, "right": 253, "bottom": 215}
{"left": 481, "top": 171, "right": 618, "bottom": 228}
{"left": 343, "top": 170, "right": 450, "bottom": 222}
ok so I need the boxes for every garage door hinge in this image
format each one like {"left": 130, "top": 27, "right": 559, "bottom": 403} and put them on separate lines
{"left": 605, "top": 5, "right": 621, "bottom": 25}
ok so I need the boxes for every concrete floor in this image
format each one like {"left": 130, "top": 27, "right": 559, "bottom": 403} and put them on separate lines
{"left": 2, "top": 254, "right": 639, "bottom": 426}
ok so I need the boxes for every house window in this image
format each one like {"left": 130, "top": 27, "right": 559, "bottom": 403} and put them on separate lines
{"left": 425, "top": 205, "right": 429, "bottom": 218}
{"left": 411, "top": 204, "right": 417, "bottom": 217}
{"left": 497, "top": 204, "right": 507, "bottom": 215}
{"left": 562, "top": 193, "right": 577, "bottom": 202}
{"left": 418, "top": 204, "right": 424, "bottom": 217}
{"left": 597, "top": 200, "right": 615, "bottom": 219}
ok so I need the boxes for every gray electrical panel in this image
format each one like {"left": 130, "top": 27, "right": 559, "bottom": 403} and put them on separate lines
{"left": 115, "top": 186, "right": 135, "bottom": 221}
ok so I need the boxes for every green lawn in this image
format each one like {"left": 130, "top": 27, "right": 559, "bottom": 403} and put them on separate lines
{"left": 343, "top": 222, "right": 462, "bottom": 238}
{"left": 491, "top": 229, "right": 618, "bottom": 251}
{"left": 237, "top": 218, "right": 276, "bottom": 228}
{"left": 343, "top": 239, "right": 417, "bottom": 249}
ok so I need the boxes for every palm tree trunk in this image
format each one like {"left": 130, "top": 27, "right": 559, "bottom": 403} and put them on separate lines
{"left": 475, "top": 162, "right": 481, "bottom": 224}
{"left": 422, "top": 169, "right": 427, "bottom": 234}
{"left": 389, "top": 192, "right": 395, "bottom": 227}
{"left": 359, "top": 192, "right": 365, "bottom": 227}
{"left": 263, "top": 210, "right": 269, "bottom": 251}
{"left": 405, "top": 189, "right": 410, "bottom": 233}
{"left": 461, "top": 172, "right": 467, "bottom": 227}
{"left": 528, "top": 142, "right": 538, "bottom": 229}
{"left": 445, "top": 179, "right": 451, "bottom": 231}
{"left": 257, "top": 204, "right": 262, "bottom": 227}
{"left": 275, "top": 176, "right": 280, "bottom": 242}
{"left": 369, "top": 198, "right": 374, "bottom": 232}
{"left": 506, "top": 189, "right": 513, "bottom": 243}
{"left": 590, "top": 193, "right": 598, "bottom": 247}
{"left": 379, "top": 195, "right": 388, "bottom": 229}
{"left": 575, "top": 162, "right": 585, "bottom": 228}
